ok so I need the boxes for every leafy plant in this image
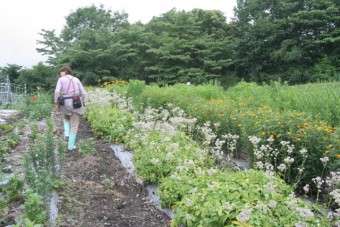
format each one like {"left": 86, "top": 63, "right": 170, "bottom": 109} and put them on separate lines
{"left": 85, "top": 105, "right": 134, "bottom": 143}
{"left": 14, "top": 218, "right": 43, "bottom": 227}
{"left": 20, "top": 190, "right": 46, "bottom": 225}
{"left": 0, "top": 124, "right": 13, "bottom": 132}
{"left": 100, "top": 174, "right": 115, "bottom": 189}
{"left": 78, "top": 138, "right": 96, "bottom": 157}
{"left": 24, "top": 118, "right": 64, "bottom": 195}
{"left": 6, "top": 175, "right": 24, "bottom": 202}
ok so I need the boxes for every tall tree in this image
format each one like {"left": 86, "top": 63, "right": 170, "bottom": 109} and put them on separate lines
{"left": 0, "top": 64, "right": 23, "bottom": 82}
{"left": 233, "top": 0, "right": 339, "bottom": 83}
{"left": 16, "top": 63, "right": 55, "bottom": 93}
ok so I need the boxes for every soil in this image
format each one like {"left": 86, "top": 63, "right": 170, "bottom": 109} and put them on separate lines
{"left": 53, "top": 111, "right": 171, "bottom": 227}
{"left": 1, "top": 110, "right": 170, "bottom": 227}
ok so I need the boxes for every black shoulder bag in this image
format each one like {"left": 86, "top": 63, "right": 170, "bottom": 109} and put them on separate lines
{"left": 57, "top": 77, "right": 73, "bottom": 106}
{"left": 70, "top": 78, "right": 82, "bottom": 109}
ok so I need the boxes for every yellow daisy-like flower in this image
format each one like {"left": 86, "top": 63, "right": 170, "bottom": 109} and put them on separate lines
{"left": 336, "top": 154, "right": 340, "bottom": 159}
{"left": 261, "top": 132, "right": 266, "bottom": 136}
{"left": 325, "top": 150, "right": 330, "bottom": 154}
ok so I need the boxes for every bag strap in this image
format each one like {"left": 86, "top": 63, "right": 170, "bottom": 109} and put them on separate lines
{"left": 65, "top": 76, "right": 74, "bottom": 95}
{"left": 70, "top": 78, "right": 77, "bottom": 96}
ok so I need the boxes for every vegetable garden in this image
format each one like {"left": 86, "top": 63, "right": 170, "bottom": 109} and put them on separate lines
{"left": 85, "top": 80, "right": 340, "bottom": 226}
{"left": 1, "top": 80, "right": 339, "bottom": 226}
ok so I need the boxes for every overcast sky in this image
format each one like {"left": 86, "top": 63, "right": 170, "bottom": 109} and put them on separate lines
{"left": 0, "top": 0, "right": 237, "bottom": 68}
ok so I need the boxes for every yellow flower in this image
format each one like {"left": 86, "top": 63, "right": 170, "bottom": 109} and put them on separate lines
{"left": 337, "top": 154, "right": 340, "bottom": 159}
{"left": 276, "top": 134, "right": 281, "bottom": 139}
{"left": 328, "top": 144, "right": 333, "bottom": 148}
{"left": 325, "top": 150, "right": 330, "bottom": 154}
{"left": 296, "top": 137, "right": 301, "bottom": 141}
{"left": 261, "top": 132, "right": 266, "bottom": 136}
{"left": 238, "top": 124, "right": 242, "bottom": 127}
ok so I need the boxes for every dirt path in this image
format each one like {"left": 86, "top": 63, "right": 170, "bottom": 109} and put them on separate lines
{"left": 53, "top": 111, "right": 170, "bottom": 227}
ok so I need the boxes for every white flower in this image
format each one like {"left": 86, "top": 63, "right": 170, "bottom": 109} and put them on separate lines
{"left": 248, "top": 136, "right": 261, "bottom": 145}
{"left": 223, "top": 202, "right": 234, "bottom": 212}
{"left": 265, "top": 183, "right": 276, "bottom": 191}
{"left": 280, "top": 141, "right": 290, "bottom": 146}
{"left": 255, "top": 203, "right": 268, "bottom": 213}
{"left": 330, "top": 189, "right": 340, "bottom": 206}
{"left": 277, "top": 163, "right": 286, "bottom": 172}
{"left": 150, "top": 158, "right": 160, "bottom": 165}
{"left": 299, "top": 148, "right": 308, "bottom": 155}
{"left": 284, "top": 156, "right": 294, "bottom": 165}
{"left": 303, "top": 184, "right": 309, "bottom": 193}
{"left": 236, "top": 207, "right": 252, "bottom": 223}
{"left": 294, "top": 221, "right": 308, "bottom": 227}
{"left": 296, "top": 207, "right": 314, "bottom": 219}
{"left": 207, "top": 168, "right": 218, "bottom": 176}
{"left": 190, "top": 187, "right": 198, "bottom": 194}
{"left": 255, "top": 161, "right": 264, "bottom": 169}
{"left": 297, "top": 167, "right": 304, "bottom": 173}
{"left": 268, "top": 200, "right": 277, "bottom": 208}
{"left": 320, "top": 157, "right": 329, "bottom": 165}
{"left": 186, "top": 199, "right": 193, "bottom": 206}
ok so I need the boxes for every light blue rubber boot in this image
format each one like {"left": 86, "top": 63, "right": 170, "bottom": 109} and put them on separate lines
{"left": 68, "top": 133, "right": 77, "bottom": 151}
{"left": 63, "top": 121, "right": 70, "bottom": 140}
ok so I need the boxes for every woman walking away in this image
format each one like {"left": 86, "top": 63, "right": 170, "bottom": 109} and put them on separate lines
{"left": 54, "top": 66, "right": 86, "bottom": 151}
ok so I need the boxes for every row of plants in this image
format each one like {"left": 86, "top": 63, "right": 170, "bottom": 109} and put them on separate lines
{"left": 0, "top": 93, "right": 64, "bottom": 226}
{"left": 226, "top": 81, "right": 340, "bottom": 128}
{"left": 84, "top": 88, "right": 339, "bottom": 226}
{"left": 103, "top": 80, "right": 339, "bottom": 197}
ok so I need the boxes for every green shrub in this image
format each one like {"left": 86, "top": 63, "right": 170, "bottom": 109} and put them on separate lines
{"left": 84, "top": 105, "right": 134, "bottom": 143}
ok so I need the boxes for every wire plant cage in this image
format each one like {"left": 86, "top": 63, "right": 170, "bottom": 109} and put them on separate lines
{"left": 0, "top": 75, "right": 26, "bottom": 108}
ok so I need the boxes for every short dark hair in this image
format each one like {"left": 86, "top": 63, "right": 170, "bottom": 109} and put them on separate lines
{"left": 58, "top": 66, "right": 73, "bottom": 75}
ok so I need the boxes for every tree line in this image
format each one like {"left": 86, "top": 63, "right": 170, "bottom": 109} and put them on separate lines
{"left": 1, "top": 0, "right": 339, "bottom": 92}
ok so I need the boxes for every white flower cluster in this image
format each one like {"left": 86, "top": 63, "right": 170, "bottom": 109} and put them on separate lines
{"left": 264, "top": 183, "right": 276, "bottom": 191}
{"left": 248, "top": 135, "right": 261, "bottom": 145}
{"left": 236, "top": 206, "right": 252, "bottom": 223}
{"left": 196, "top": 121, "right": 217, "bottom": 146}
{"left": 320, "top": 156, "right": 329, "bottom": 166}
{"left": 329, "top": 189, "right": 340, "bottom": 207}
{"left": 283, "top": 156, "right": 294, "bottom": 165}
{"left": 222, "top": 202, "right": 234, "bottom": 212}
{"left": 296, "top": 207, "right": 314, "bottom": 219}
{"left": 86, "top": 88, "right": 116, "bottom": 107}
{"left": 325, "top": 171, "right": 340, "bottom": 191}
{"left": 303, "top": 184, "right": 309, "bottom": 193}
{"left": 327, "top": 208, "right": 340, "bottom": 222}
{"left": 312, "top": 176, "right": 324, "bottom": 192}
